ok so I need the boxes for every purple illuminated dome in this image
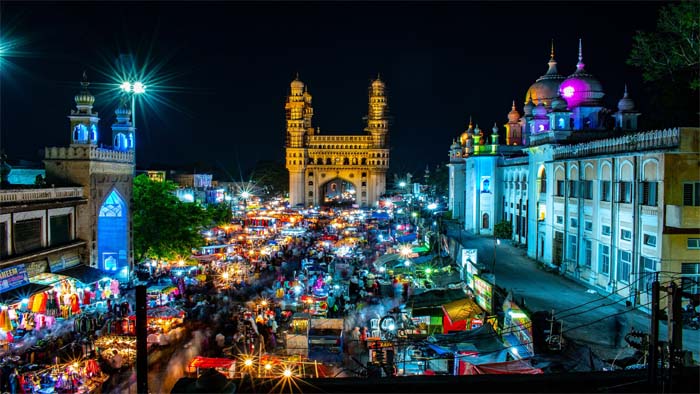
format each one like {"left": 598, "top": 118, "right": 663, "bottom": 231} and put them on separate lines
{"left": 559, "top": 39, "right": 604, "bottom": 108}
{"left": 525, "top": 41, "right": 565, "bottom": 107}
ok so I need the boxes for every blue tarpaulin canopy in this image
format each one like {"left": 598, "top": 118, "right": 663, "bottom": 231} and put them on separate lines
{"left": 371, "top": 212, "right": 390, "bottom": 220}
{"left": 396, "top": 233, "right": 417, "bottom": 243}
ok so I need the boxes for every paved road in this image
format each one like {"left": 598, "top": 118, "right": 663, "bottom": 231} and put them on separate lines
{"left": 444, "top": 221, "right": 700, "bottom": 362}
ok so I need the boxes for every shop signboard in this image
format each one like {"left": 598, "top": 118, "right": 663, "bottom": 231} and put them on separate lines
{"left": 0, "top": 264, "right": 30, "bottom": 294}
{"left": 502, "top": 298, "right": 534, "bottom": 357}
{"left": 461, "top": 249, "right": 478, "bottom": 290}
{"left": 49, "top": 252, "right": 81, "bottom": 273}
{"left": 473, "top": 275, "right": 493, "bottom": 314}
{"left": 25, "top": 259, "right": 49, "bottom": 278}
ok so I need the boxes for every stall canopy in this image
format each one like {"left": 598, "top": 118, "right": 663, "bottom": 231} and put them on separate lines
{"left": 55, "top": 264, "right": 105, "bottom": 285}
{"left": 371, "top": 212, "right": 390, "bottom": 220}
{"left": 374, "top": 253, "right": 399, "bottom": 266}
{"left": 0, "top": 283, "right": 51, "bottom": 305}
{"left": 396, "top": 233, "right": 417, "bottom": 243}
{"left": 407, "top": 288, "right": 467, "bottom": 310}
{"left": 460, "top": 359, "right": 543, "bottom": 375}
{"left": 188, "top": 356, "right": 235, "bottom": 370}
{"left": 442, "top": 298, "right": 483, "bottom": 333}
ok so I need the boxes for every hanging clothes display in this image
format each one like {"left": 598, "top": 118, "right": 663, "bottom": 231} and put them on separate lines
{"left": 0, "top": 309, "right": 12, "bottom": 332}
{"left": 110, "top": 279, "right": 120, "bottom": 298}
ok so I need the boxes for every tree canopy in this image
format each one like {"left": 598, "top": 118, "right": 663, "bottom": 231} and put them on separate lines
{"left": 248, "top": 160, "right": 288, "bottom": 197}
{"left": 628, "top": 1, "right": 699, "bottom": 90}
{"left": 133, "top": 174, "right": 218, "bottom": 263}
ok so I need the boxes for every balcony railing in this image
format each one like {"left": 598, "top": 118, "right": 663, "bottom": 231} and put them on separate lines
{"left": 0, "top": 187, "right": 84, "bottom": 204}
{"left": 45, "top": 145, "right": 134, "bottom": 163}
{"left": 553, "top": 128, "right": 680, "bottom": 160}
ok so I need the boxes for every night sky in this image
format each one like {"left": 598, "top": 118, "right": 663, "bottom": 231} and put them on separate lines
{"left": 0, "top": 1, "right": 665, "bottom": 179}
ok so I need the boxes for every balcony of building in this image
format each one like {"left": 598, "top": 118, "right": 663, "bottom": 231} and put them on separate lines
{"left": 666, "top": 205, "right": 700, "bottom": 228}
{"left": 0, "top": 187, "right": 84, "bottom": 205}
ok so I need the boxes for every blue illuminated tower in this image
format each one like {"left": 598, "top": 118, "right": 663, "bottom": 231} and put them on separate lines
{"left": 112, "top": 97, "right": 135, "bottom": 151}
{"left": 69, "top": 72, "right": 100, "bottom": 145}
{"left": 44, "top": 73, "right": 135, "bottom": 280}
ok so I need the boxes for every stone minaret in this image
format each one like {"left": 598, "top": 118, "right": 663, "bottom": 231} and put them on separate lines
{"left": 69, "top": 72, "right": 100, "bottom": 145}
{"left": 365, "top": 75, "right": 389, "bottom": 149}
{"left": 112, "top": 97, "right": 135, "bottom": 151}
{"left": 285, "top": 75, "right": 310, "bottom": 206}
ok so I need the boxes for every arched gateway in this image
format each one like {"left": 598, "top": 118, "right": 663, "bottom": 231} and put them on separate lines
{"left": 285, "top": 75, "right": 390, "bottom": 208}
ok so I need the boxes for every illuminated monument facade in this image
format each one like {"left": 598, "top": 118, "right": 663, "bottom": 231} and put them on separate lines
{"left": 43, "top": 73, "right": 135, "bottom": 279}
{"left": 285, "top": 76, "right": 389, "bottom": 207}
{"left": 448, "top": 40, "right": 699, "bottom": 311}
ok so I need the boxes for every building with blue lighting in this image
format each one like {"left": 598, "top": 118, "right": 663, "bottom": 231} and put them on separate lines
{"left": 42, "top": 73, "right": 136, "bottom": 281}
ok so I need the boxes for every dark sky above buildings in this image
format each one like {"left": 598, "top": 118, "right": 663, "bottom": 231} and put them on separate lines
{"left": 0, "top": 1, "right": 665, "bottom": 178}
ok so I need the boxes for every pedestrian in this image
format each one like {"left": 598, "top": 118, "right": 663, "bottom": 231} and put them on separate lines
{"left": 612, "top": 313, "right": 627, "bottom": 348}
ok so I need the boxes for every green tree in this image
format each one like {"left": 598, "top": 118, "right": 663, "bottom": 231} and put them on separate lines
{"left": 206, "top": 203, "right": 233, "bottom": 227}
{"left": 494, "top": 220, "right": 513, "bottom": 240}
{"left": 628, "top": 2, "right": 699, "bottom": 90}
{"left": 248, "top": 160, "right": 289, "bottom": 197}
{"left": 133, "top": 174, "right": 210, "bottom": 263}
{"left": 428, "top": 163, "right": 449, "bottom": 196}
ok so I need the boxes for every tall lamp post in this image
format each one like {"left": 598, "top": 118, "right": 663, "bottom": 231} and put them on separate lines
{"left": 492, "top": 238, "right": 500, "bottom": 283}
{"left": 120, "top": 80, "right": 146, "bottom": 286}
{"left": 119, "top": 81, "right": 146, "bottom": 131}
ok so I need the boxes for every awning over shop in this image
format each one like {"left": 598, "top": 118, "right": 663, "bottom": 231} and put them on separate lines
{"left": 412, "top": 245, "right": 430, "bottom": 254}
{"left": 442, "top": 298, "right": 483, "bottom": 325}
{"left": 188, "top": 356, "right": 235, "bottom": 370}
{"left": 191, "top": 254, "right": 219, "bottom": 262}
{"left": 54, "top": 264, "right": 105, "bottom": 285}
{"left": 0, "top": 283, "right": 51, "bottom": 306}
{"left": 371, "top": 212, "right": 390, "bottom": 220}
{"left": 396, "top": 233, "right": 417, "bottom": 243}
{"left": 460, "top": 359, "right": 543, "bottom": 375}
{"left": 374, "top": 253, "right": 399, "bottom": 266}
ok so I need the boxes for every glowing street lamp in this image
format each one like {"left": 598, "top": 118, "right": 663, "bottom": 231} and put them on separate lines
{"left": 119, "top": 80, "right": 147, "bottom": 131}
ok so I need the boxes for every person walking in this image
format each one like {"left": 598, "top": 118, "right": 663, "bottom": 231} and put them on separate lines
{"left": 612, "top": 313, "right": 628, "bottom": 349}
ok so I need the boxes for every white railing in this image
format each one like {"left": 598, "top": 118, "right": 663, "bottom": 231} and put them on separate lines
{"left": 553, "top": 128, "right": 680, "bottom": 159}
{"left": 45, "top": 145, "right": 134, "bottom": 163}
{"left": 0, "top": 187, "right": 84, "bottom": 203}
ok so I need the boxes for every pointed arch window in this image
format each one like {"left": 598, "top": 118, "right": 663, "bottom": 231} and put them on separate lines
{"left": 90, "top": 124, "right": 98, "bottom": 142}
{"left": 99, "top": 190, "right": 125, "bottom": 217}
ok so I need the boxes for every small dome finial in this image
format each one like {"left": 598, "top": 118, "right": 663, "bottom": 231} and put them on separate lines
{"left": 624, "top": 83, "right": 628, "bottom": 97}
{"left": 550, "top": 39, "right": 555, "bottom": 60}
{"left": 576, "top": 38, "right": 585, "bottom": 71}
{"left": 512, "top": 100, "right": 516, "bottom": 111}
{"left": 377, "top": 72, "right": 381, "bottom": 80}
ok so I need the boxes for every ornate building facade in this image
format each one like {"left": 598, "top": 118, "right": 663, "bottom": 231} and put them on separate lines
{"left": 447, "top": 41, "right": 700, "bottom": 310}
{"left": 285, "top": 76, "right": 389, "bottom": 208}
{"left": 42, "top": 73, "right": 135, "bottom": 279}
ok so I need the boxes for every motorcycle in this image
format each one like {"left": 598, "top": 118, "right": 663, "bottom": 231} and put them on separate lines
{"left": 682, "top": 311, "right": 699, "bottom": 330}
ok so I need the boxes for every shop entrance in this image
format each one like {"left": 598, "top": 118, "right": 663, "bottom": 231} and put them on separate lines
{"left": 553, "top": 231, "right": 564, "bottom": 267}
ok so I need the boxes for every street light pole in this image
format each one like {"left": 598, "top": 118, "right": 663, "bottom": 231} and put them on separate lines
{"left": 120, "top": 80, "right": 146, "bottom": 286}
{"left": 493, "top": 237, "right": 500, "bottom": 284}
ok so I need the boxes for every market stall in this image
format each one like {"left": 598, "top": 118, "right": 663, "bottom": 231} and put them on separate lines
{"left": 95, "top": 335, "right": 136, "bottom": 367}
